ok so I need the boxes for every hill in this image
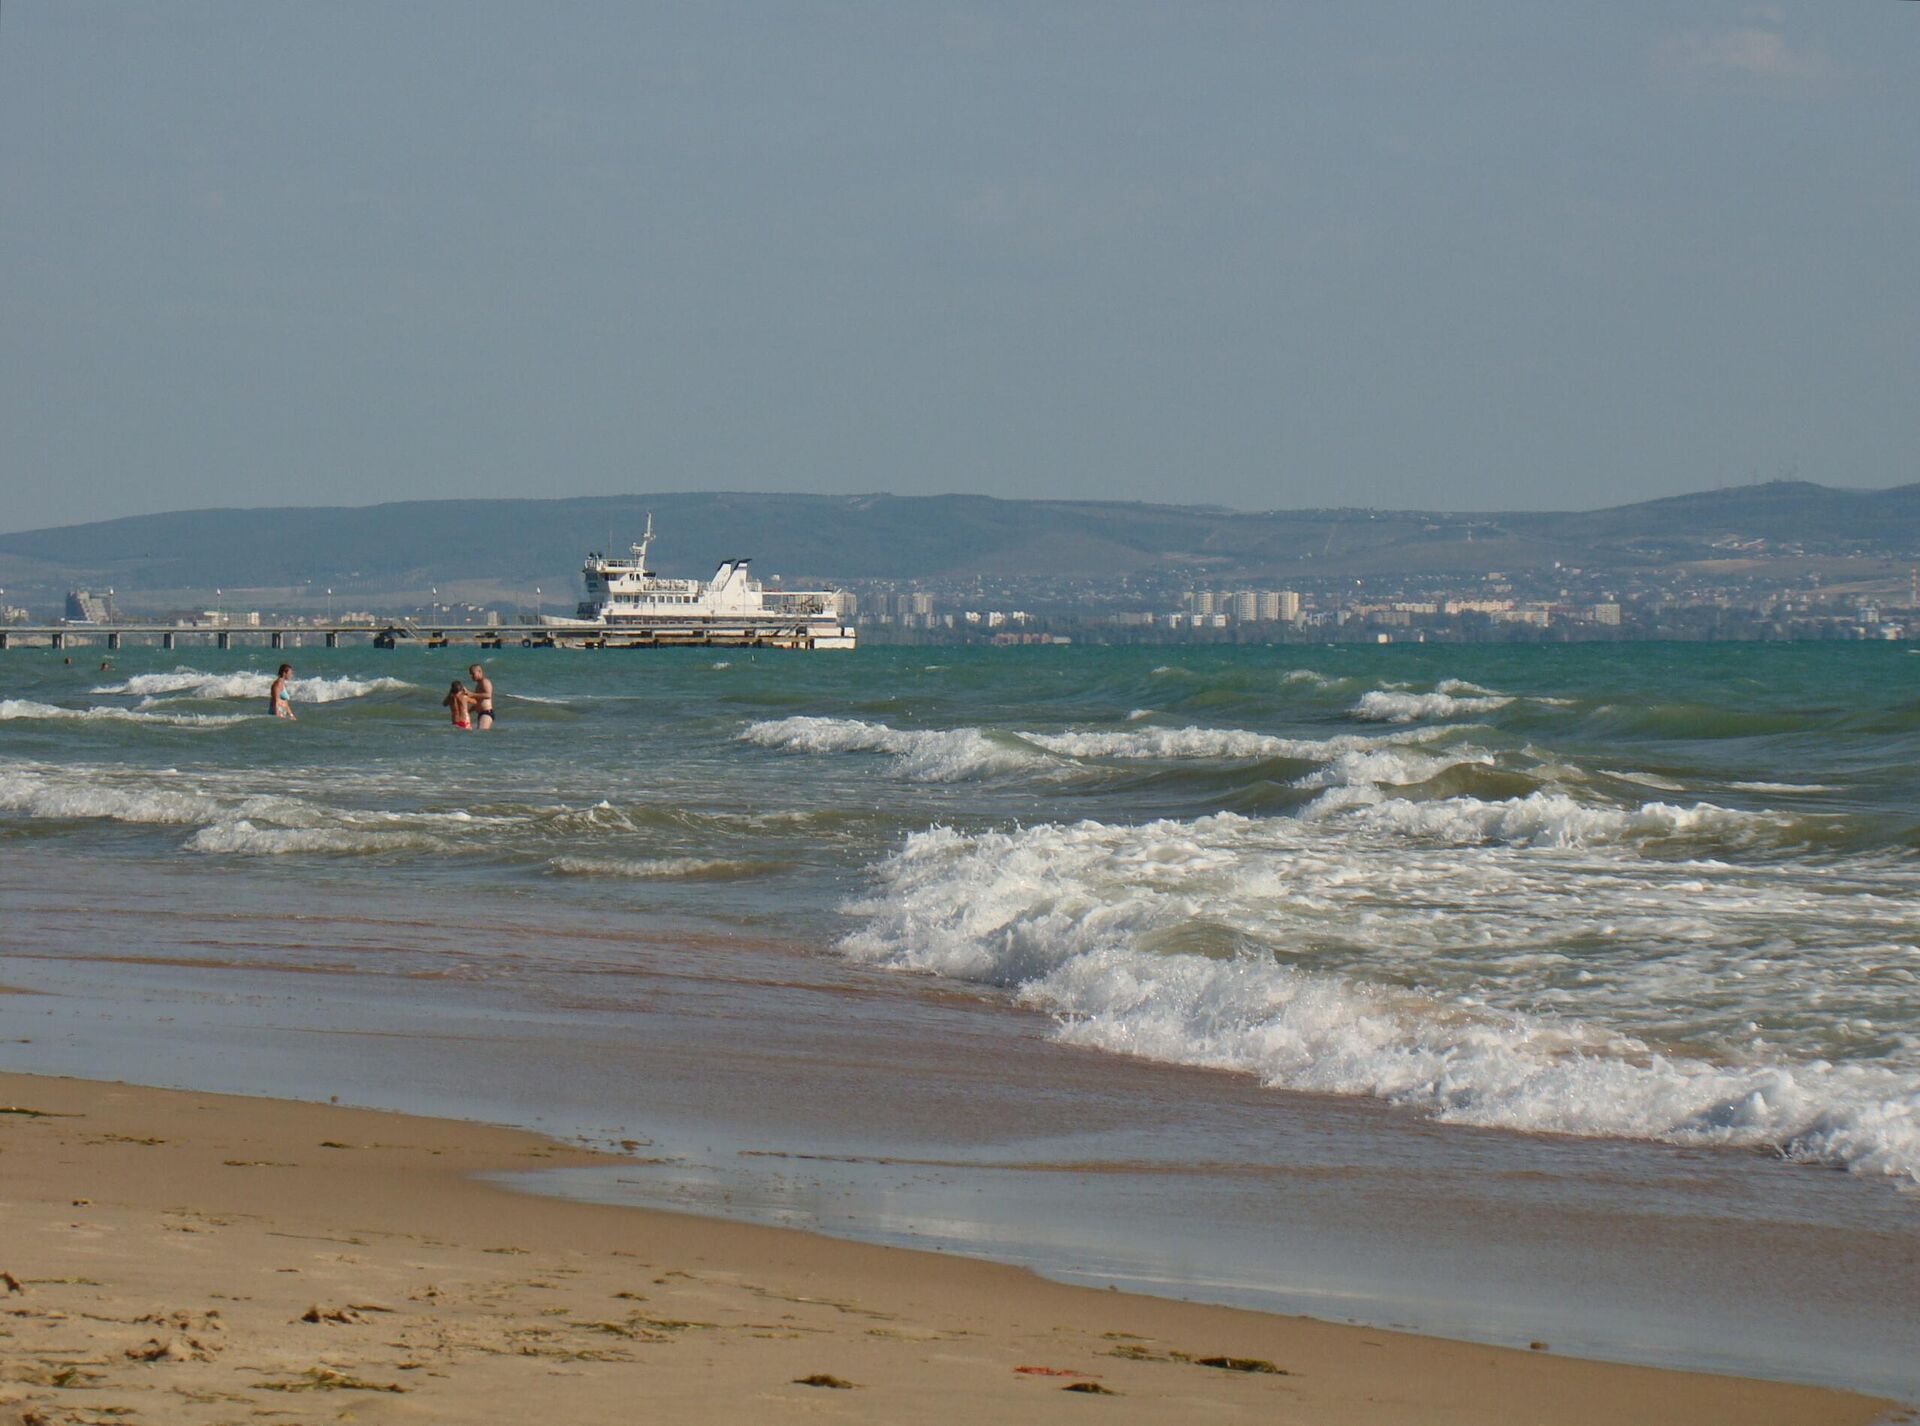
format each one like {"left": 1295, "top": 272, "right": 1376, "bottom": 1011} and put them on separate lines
{"left": 2, "top": 481, "right": 1916, "bottom": 605}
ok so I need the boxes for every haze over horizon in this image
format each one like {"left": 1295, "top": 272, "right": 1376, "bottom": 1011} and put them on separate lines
{"left": 3, "top": 3, "right": 1915, "bottom": 536}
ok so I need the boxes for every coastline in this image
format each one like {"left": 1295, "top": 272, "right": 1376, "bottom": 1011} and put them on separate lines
{"left": 0, "top": 1071, "right": 1900, "bottom": 1425}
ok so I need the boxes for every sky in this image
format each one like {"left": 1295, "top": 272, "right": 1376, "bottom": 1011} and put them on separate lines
{"left": 1, "top": 2, "right": 1915, "bottom": 533}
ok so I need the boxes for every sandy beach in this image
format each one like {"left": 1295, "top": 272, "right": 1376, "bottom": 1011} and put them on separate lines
{"left": 0, "top": 1072, "right": 1899, "bottom": 1426}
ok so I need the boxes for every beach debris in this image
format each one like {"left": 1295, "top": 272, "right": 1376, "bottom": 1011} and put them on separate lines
{"left": 254, "top": 1367, "right": 408, "bottom": 1393}
{"left": 1529, "top": 1341, "right": 1550, "bottom": 1351}
{"left": 1105, "top": 1344, "right": 1166, "bottom": 1362}
{"left": 126, "top": 1334, "right": 217, "bottom": 1362}
{"left": 0, "top": 1105, "right": 73, "bottom": 1118}
{"left": 97, "top": 1134, "right": 165, "bottom": 1146}
{"left": 1015, "top": 1365, "right": 1098, "bottom": 1378}
{"left": 1191, "top": 1355, "right": 1288, "bottom": 1375}
{"left": 793, "top": 1374, "right": 857, "bottom": 1389}
{"left": 1064, "top": 1381, "right": 1118, "bottom": 1394}
{"left": 316, "top": 1140, "right": 354, "bottom": 1149}
{"left": 10, "top": 1363, "right": 106, "bottom": 1389}
{"left": 299, "top": 1304, "right": 368, "bottom": 1325}
{"left": 134, "top": 1309, "right": 222, "bottom": 1334}
{"left": 2, "top": 1270, "right": 25, "bottom": 1295}
{"left": 222, "top": 1158, "right": 293, "bottom": 1167}
{"left": 579, "top": 1320, "right": 671, "bottom": 1342}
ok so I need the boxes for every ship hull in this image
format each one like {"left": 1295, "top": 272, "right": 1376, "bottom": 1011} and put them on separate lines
{"left": 538, "top": 614, "right": 855, "bottom": 649}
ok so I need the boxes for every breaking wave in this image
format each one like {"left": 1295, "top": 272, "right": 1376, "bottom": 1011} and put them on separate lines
{"left": 0, "top": 698, "right": 252, "bottom": 728}
{"left": 741, "top": 715, "right": 1464, "bottom": 783}
{"left": 183, "top": 820, "right": 444, "bottom": 856}
{"left": 1303, "top": 788, "right": 1797, "bottom": 849}
{"left": 95, "top": 669, "right": 416, "bottom": 705}
{"left": 1352, "top": 688, "right": 1515, "bottom": 722}
{"left": 546, "top": 854, "right": 784, "bottom": 880}
{"left": 0, "top": 766, "right": 226, "bottom": 825}
{"left": 740, "top": 716, "right": 1047, "bottom": 781}
{"left": 841, "top": 814, "right": 1920, "bottom": 1182}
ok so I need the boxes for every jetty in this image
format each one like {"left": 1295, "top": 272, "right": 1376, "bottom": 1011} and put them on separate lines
{"left": 0, "top": 621, "right": 843, "bottom": 652}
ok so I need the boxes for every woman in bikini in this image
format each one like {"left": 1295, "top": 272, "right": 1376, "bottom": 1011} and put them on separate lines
{"left": 269, "top": 664, "right": 297, "bottom": 721}
{"left": 442, "top": 679, "right": 476, "bottom": 731}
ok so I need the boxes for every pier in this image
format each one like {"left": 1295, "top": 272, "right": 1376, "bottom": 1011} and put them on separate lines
{"left": 0, "top": 621, "right": 846, "bottom": 652}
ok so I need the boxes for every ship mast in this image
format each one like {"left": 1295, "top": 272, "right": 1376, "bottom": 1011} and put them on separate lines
{"left": 630, "top": 512, "right": 655, "bottom": 575}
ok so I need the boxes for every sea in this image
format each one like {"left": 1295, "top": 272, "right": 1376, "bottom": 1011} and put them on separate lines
{"left": 2, "top": 641, "right": 1917, "bottom": 1394}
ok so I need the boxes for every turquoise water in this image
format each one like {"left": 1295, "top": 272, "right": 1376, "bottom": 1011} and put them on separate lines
{"left": 3, "top": 640, "right": 1919, "bottom": 1183}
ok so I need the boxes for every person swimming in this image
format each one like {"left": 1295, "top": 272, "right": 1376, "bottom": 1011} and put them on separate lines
{"left": 443, "top": 679, "right": 476, "bottom": 731}
{"left": 468, "top": 664, "right": 495, "bottom": 731}
{"left": 269, "top": 664, "right": 297, "bottom": 721}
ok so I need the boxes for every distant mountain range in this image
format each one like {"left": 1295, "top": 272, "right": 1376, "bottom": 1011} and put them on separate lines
{"left": 3, "top": 481, "right": 1917, "bottom": 604}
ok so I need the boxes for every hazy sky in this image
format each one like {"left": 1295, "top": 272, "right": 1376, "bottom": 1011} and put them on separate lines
{"left": 2, "top": 3, "right": 1914, "bottom": 533}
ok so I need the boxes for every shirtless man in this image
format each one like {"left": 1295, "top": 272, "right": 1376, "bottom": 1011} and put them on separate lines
{"left": 269, "top": 664, "right": 297, "bottom": 721}
{"left": 468, "top": 664, "right": 495, "bottom": 731}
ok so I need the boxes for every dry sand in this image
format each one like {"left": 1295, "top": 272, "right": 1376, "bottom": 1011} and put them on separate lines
{"left": 0, "top": 1072, "right": 1901, "bottom": 1426}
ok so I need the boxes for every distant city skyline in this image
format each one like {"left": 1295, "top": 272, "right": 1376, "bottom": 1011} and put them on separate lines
{"left": 3, "top": 2, "right": 1915, "bottom": 535}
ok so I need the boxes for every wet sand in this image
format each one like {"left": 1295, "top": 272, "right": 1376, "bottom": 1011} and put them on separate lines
{"left": 0, "top": 1072, "right": 1900, "bottom": 1426}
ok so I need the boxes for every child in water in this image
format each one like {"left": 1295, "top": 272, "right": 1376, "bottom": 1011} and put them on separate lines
{"left": 443, "top": 679, "right": 476, "bottom": 731}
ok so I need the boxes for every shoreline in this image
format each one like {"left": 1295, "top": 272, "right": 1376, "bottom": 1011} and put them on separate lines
{"left": 0, "top": 1070, "right": 1901, "bottom": 1425}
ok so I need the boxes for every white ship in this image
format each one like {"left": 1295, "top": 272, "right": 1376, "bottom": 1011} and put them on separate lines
{"left": 541, "top": 516, "right": 856, "bottom": 649}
